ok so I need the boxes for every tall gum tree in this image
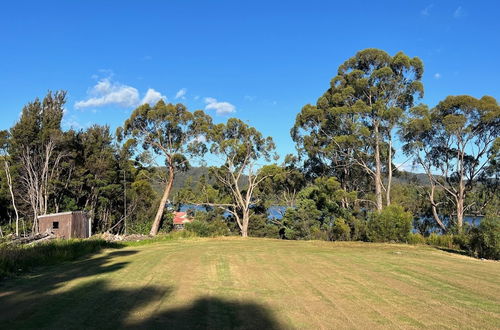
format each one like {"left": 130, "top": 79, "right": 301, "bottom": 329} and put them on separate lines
{"left": 10, "top": 91, "right": 67, "bottom": 232}
{"left": 293, "top": 49, "right": 423, "bottom": 210}
{"left": 402, "top": 95, "right": 500, "bottom": 230}
{"left": 257, "top": 156, "right": 306, "bottom": 211}
{"left": 192, "top": 118, "right": 277, "bottom": 237}
{"left": 119, "top": 101, "right": 212, "bottom": 235}
{"left": 0, "top": 131, "right": 19, "bottom": 236}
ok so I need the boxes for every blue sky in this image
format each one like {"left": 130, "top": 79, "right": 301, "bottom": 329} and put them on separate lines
{"left": 1, "top": 1, "right": 499, "bottom": 167}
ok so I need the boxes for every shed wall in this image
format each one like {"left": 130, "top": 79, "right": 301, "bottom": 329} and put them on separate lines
{"left": 71, "top": 212, "right": 90, "bottom": 238}
{"left": 38, "top": 212, "right": 89, "bottom": 239}
{"left": 39, "top": 214, "right": 72, "bottom": 239}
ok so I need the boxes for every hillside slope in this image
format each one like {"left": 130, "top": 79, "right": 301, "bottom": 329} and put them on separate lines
{"left": 152, "top": 166, "right": 432, "bottom": 196}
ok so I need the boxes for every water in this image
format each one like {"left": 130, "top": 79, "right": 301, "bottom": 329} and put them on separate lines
{"left": 176, "top": 204, "right": 484, "bottom": 228}
{"left": 177, "top": 204, "right": 286, "bottom": 219}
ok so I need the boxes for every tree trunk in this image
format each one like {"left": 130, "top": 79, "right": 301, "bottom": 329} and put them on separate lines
{"left": 374, "top": 122, "right": 383, "bottom": 211}
{"left": 149, "top": 164, "right": 175, "bottom": 236}
{"left": 241, "top": 211, "right": 249, "bottom": 238}
{"left": 386, "top": 138, "right": 392, "bottom": 206}
{"left": 456, "top": 146, "right": 465, "bottom": 231}
{"left": 432, "top": 205, "right": 447, "bottom": 232}
{"left": 456, "top": 194, "right": 464, "bottom": 231}
{"left": 429, "top": 185, "right": 446, "bottom": 232}
{"left": 4, "top": 161, "right": 19, "bottom": 236}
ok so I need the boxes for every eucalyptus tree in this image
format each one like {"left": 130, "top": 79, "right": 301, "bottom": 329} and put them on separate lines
{"left": 193, "top": 118, "right": 277, "bottom": 237}
{"left": 257, "top": 155, "right": 306, "bottom": 211}
{"left": 118, "top": 101, "right": 212, "bottom": 235}
{"left": 402, "top": 95, "right": 500, "bottom": 230}
{"left": 0, "top": 130, "right": 19, "bottom": 235}
{"left": 9, "top": 91, "right": 67, "bottom": 231}
{"left": 292, "top": 49, "right": 423, "bottom": 210}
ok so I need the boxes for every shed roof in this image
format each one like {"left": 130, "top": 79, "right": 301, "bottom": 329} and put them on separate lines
{"left": 38, "top": 211, "right": 86, "bottom": 218}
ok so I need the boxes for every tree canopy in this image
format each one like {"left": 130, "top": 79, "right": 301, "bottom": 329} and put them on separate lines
{"left": 119, "top": 100, "right": 212, "bottom": 235}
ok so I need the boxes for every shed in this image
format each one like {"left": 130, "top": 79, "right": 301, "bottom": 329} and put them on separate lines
{"left": 38, "top": 211, "right": 91, "bottom": 239}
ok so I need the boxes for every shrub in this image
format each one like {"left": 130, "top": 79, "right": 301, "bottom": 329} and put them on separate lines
{"left": 367, "top": 205, "right": 413, "bottom": 243}
{"left": 284, "top": 227, "right": 298, "bottom": 240}
{"left": 185, "top": 221, "right": 211, "bottom": 237}
{"left": 185, "top": 219, "right": 230, "bottom": 237}
{"left": 469, "top": 215, "right": 500, "bottom": 260}
{"left": 128, "top": 220, "right": 153, "bottom": 235}
{"left": 248, "top": 214, "right": 280, "bottom": 238}
{"left": 310, "top": 225, "right": 328, "bottom": 241}
{"left": 164, "top": 229, "right": 198, "bottom": 240}
{"left": 330, "top": 217, "right": 351, "bottom": 241}
{"left": 452, "top": 233, "right": 470, "bottom": 251}
{"left": 426, "top": 233, "right": 455, "bottom": 249}
{"left": 407, "top": 233, "right": 426, "bottom": 245}
{"left": 346, "top": 216, "right": 368, "bottom": 241}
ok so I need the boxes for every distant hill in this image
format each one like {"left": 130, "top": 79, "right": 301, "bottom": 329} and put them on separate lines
{"left": 393, "top": 171, "right": 431, "bottom": 186}
{"left": 150, "top": 166, "right": 432, "bottom": 196}
{"left": 149, "top": 166, "right": 213, "bottom": 195}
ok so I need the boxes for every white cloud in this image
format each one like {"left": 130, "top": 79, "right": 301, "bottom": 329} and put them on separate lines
{"left": 453, "top": 6, "right": 465, "bottom": 18}
{"left": 434, "top": 73, "right": 442, "bottom": 79}
{"left": 194, "top": 95, "right": 200, "bottom": 100}
{"left": 76, "top": 77, "right": 166, "bottom": 109}
{"left": 141, "top": 88, "right": 166, "bottom": 105}
{"left": 204, "top": 97, "right": 236, "bottom": 115}
{"left": 175, "top": 88, "right": 187, "bottom": 99}
{"left": 75, "top": 78, "right": 140, "bottom": 109}
{"left": 421, "top": 4, "right": 433, "bottom": 16}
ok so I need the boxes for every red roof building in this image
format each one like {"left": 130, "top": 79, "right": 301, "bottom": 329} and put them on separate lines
{"left": 173, "top": 211, "right": 194, "bottom": 229}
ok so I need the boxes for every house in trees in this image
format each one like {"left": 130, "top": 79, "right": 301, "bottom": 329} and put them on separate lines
{"left": 173, "top": 211, "right": 194, "bottom": 230}
{"left": 38, "top": 211, "right": 91, "bottom": 239}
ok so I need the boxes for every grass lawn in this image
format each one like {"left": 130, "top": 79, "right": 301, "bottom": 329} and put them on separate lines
{"left": 0, "top": 238, "right": 499, "bottom": 329}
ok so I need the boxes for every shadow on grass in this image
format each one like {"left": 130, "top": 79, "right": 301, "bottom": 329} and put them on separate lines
{"left": 136, "top": 296, "right": 282, "bottom": 329}
{"left": 435, "top": 247, "right": 471, "bottom": 257}
{"left": 0, "top": 239, "right": 126, "bottom": 278}
{"left": 0, "top": 248, "right": 283, "bottom": 329}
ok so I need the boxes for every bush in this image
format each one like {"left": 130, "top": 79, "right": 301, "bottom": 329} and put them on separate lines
{"left": 184, "top": 219, "right": 230, "bottom": 237}
{"left": 248, "top": 214, "right": 280, "bottom": 238}
{"left": 426, "top": 233, "right": 455, "bottom": 249}
{"left": 367, "top": 205, "right": 413, "bottom": 243}
{"left": 185, "top": 221, "right": 211, "bottom": 237}
{"left": 330, "top": 217, "right": 351, "bottom": 241}
{"left": 310, "top": 225, "right": 328, "bottom": 241}
{"left": 346, "top": 216, "right": 368, "bottom": 241}
{"left": 452, "top": 233, "right": 470, "bottom": 251}
{"left": 128, "top": 220, "right": 153, "bottom": 235}
{"left": 469, "top": 215, "right": 500, "bottom": 260}
{"left": 407, "top": 233, "right": 426, "bottom": 245}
